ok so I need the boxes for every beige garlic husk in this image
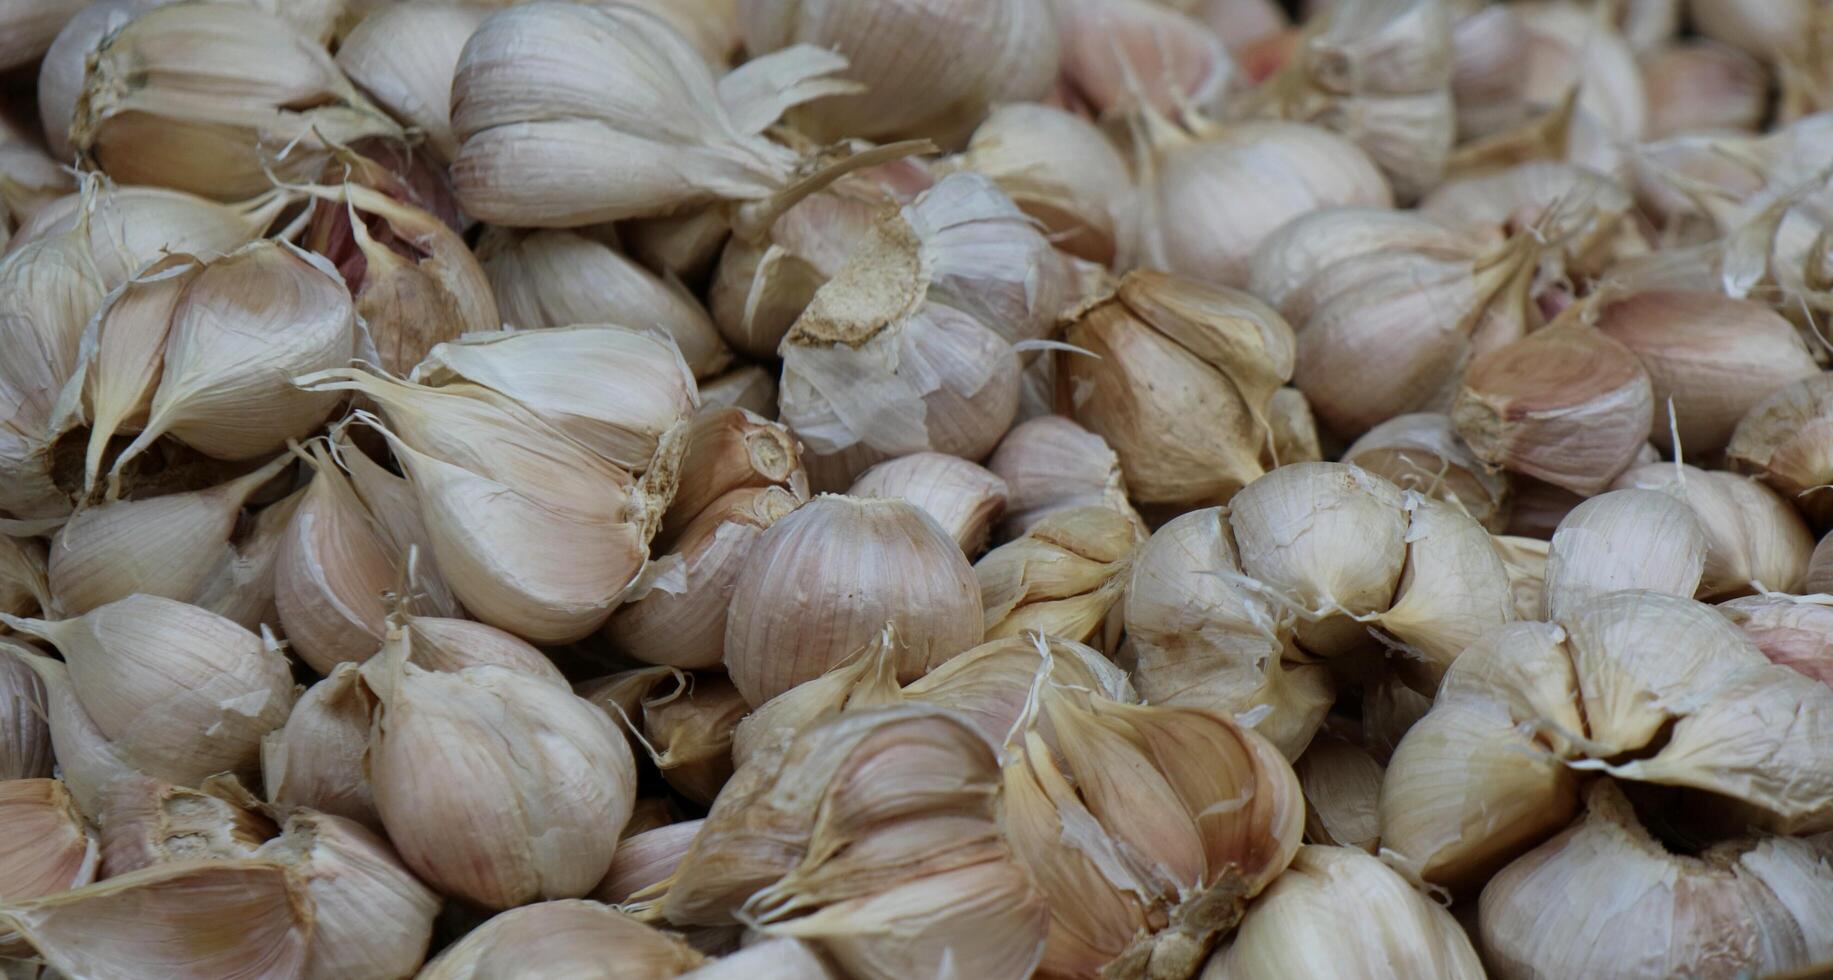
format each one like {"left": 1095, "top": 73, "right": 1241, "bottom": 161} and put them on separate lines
{"left": 1448, "top": 3, "right": 1529, "bottom": 139}
{"left": 68, "top": 3, "right": 402, "bottom": 200}
{"left": 0, "top": 778, "right": 99, "bottom": 918}
{"left": 1231, "top": 0, "right": 1457, "bottom": 200}
{"left": 7, "top": 183, "right": 288, "bottom": 288}
{"left": 848, "top": 453, "right": 1008, "bottom": 556}
{"left": 36, "top": 0, "right": 148, "bottom": 161}
{"left": 108, "top": 241, "right": 358, "bottom": 479}
{"left": 723, "top": 495, "right": 983, "bottom": 705}
{"left": 1689, "top": 0, "right": 1813, "bottom": 59}
{"left": 665, "top": 704, "right": 1049, "bottom": 980}
{"left": 1058, "top": 270, "right": 1297, "bottom": 507}
{"left": 1202, "top": 845, "right": 1483, "bottom": 979}
{"left": 740, "top": 0, "right": 1056, "bottom": 143}
{"left": 96, "top": 774, "right": 275, "bottom": 876}
{"left": 977, "top": 506, "right": 1144, "bottom": 653}
{"left": 594, "top": 819, "right": 704, "bottom": 905}
{"left": 1729, "top": 373, "right": 1833, "bottom": 530}
{"left": 0, "top": 640, "right": 53, "bottom": 779}
{"left": 420, "top": 900, "right": 705, "bottom": 980}
{"left": 337, "top": 439, "right": 461, "bottom": 616}
{"left": 1002, "top": 685, "right": 1304, "bottom": 979}
{"left": 1809, "top": 533, "right": 1833, "bottom": 593}
{"left": 777, "top": 172, "right": 1068, "bottom": 489}
{"left": 1050, "top": 0, "right": 1233, "bottom": 119}
{"left": 619, "top": 0, "right": 742, "bottom": 67}
{"left": 477, "top": 227, "right": 729, "bottom": 379}
{"left": 1597, "top": 290, "right": 1820, "bottom": 455}
{"left": 359, "top": 626, "right": 637, "bottom": 910}
{"left": 641, "top": 675, "right": 748, "bottom": 806}
{"left": 0, "top": 118, "right": 72, "bottom": 233}
{"left": 9, "top": 651, "right": 137, "bottom": 820}
{"left": 1291, "top": 736, "right": 1384, "bottom": 853}
{"left": 1419, "top": 160, "right": 1639, "bottom": 280}
{"left": 1248, "top": 206, "right": 1537, "bottom": 439}
{"left": 1451, "top": 308, "right": 1655, "bottom": 497}
{"left": 1641, "top": 41, "right": 1769, "bottom": 139}
{"left": 662, "top": 407, "right": 807, "bottom": 540}
{"left": 699, "top": 364, "right": 778, "bottom": 418}
{"left": 1479, "top": 779, "right": 1833, "bottom": 980}
{"left": 47, "top": 453, "right": 291, "bottom": 614}
{"left": 1541, "top": 488, "right": 1708, "bottom": 620}
{"left": 1612, "top": 463, "right": 1814, "bottom": 598}
{"left": 958, "top": 102, "right": 1135, "bottom": 266}
{"left": 1722, "top": 594, "right": 1833, "bottom": 688}
{"left": 1123, "top": 462, "right": 1515, "bottom": 760}
{"left": 3, "top": 595, "right": 294, "bottom": 785}
{"left": 0, "top": 860, "right": 312, "bottom": 978}
{"left": 397, "top": 612, "right": 566, "bottom": 683}
{"left": 0, "top": 0, "right": 83, "bottom": 71}
{"left": 299, "top": 182, "right": 499, "bottom": 377}
{"left": 274, "top": 443, "right": 402, "bottom": 675}
{"left": 1137, "top": 114, "right": 1392, "bottom": 287}
{"left": 1380, "top": 590, "right": 1833, "bottom": 894}
{"left": 985, "top": 415, "right": 1139, "bottom": 539}
{"left": 262, "top": 663, "right": 378, "bottom": 831}
{"left": 1344, "top": 412, "right": 1512, "bottom": 532}
{"left": 335, "top": 3, "right": 490, "bottom": 163}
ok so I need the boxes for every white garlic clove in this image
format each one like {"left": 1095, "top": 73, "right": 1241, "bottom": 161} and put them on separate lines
{"left": 1687, "top": 0, "right": 1812, "bottom": 58}
{"left": 1344, "top": 412, "right": 1511, "bottom": 531}
{"left": 338, "top": 435, "right": 462, "bottom": 619}
{"left": 1419, "top": 160, "right": 1637, "bottom": 278}
{"left": 985, "top": 415, "right": 1139, "bottom": 539}
{"left": 976, "top": 506, "right": 1142, "bottom": 653}
{"left": 400, "top": 614, "right": 566, "bottom": 686}
{"left": 901, "top": 633, "right": 1137, "bottom": 755}
{"left": 1449, "top": 4, "right": 1529, "bottom": 140}
{"left": 275, "top": 442, "right": 397, "bottom": 675}
{"left": 1612, "top": 463, "right": 1814, "bottom": 598}
{"left": 1052, "top": 0, "right": 1232, "bottom": 119}
{"left": 959, "top": 103, "right": 1136, "bottom": 266}
{"left": 0, "top": 222, "right": 104, "bottom": 519}
{"left": 849, "top": 453, "right": 1008, "bottom": 556}
{"left": 1541, "top": 488, "right": 1707, "bottom": 620}
{"left": 1642, "top": 41, "right": 1769, "bottom": 139}
{"left": 0, "top": 778, "right": 99, "bottom": 914}
{"left": 37, "top": 1, "right": 140, "bottom": 161}
{"left": 0, "top": 640, "right": 53, "bottom": 780}
{"left": 418, "top": 900, "right": 705, "bottom": 980}
{"left": 1375, "top": 494, "right": 1517, "bottom": 683}
{"left": 335, "top": 3, "right": 490, "bottom": 163}
{"left": 6, "top": 650, "right": 137, "bottom": 821}
{"left": 1491, "top": 533, "right": 1550, "bottom": 622}
{"left": 0, "top": 0, "right": 84, "bottom": 73}
{"left": 1728, "top": 373, "right": 1833, "bottom": 530}
{"left": 593, "top": 819, "right": 704, "bottom": 905}
{"left": 262, "top": 662, "right": 378, "bottom": 832}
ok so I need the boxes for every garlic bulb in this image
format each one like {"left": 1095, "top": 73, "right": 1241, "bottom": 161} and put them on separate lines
{"left": 1138, "top": 117, "right": 1392, "bottom": 287}
{"left": 335, "top": 3, "right": 490, "bottom": 163}
{"left": 1451, "top": 316, "right": 1655, "bottom": 496}
{"left": 1051, "top": 0, "right": 1232, "bottom": 119}
{"left": 959, "top": 103, "right": 1135, "bottom": 266}
{"left": 777, "top": 173, "right": 1066, "bottom": 488}
{"left": 643, "top": 675, "right": 748, "bottom": 805}
{"left": 419, "top": 900, "right": 705, "bottom": 980}
{"left": 1292, "top": 735, "right": 1383, "bottom": 853}
{"left": 977, "top": 506, "right": 1143, "bottom": 652}
{"left": 1722, "top": 594, "right": 1833, "bottom": 687}
{"left": 1344, "top": 412, "right": 1511, "bottom": 532}
{"left": 1729, "top": 373, "right": 1833, "bottom": 530}
{"left": 477, "top": 227, "right": 729, "bottom": 379}
{"left": 361, "top": 636, "right": 635, "bottom": 909}
{"left": 7, "top": 651, "right": 136, "bottom": 820}
{"left": 3, "top": 596, "right": 293, "bottom": 788}
{"left": 724, "top": 495, "right": 982, "bottom": 705}
{"left": 1202, "top": 845, "right": 1483, "bottom": 979}
{"left": 257, "top": 811, "right": 442, "bottom": 980}
{"left": 1612, "top": 463, "right": 1814, "bottom": 598}
{"left": 1491, "top": 534, "right": 1549, "bottom": 621}
{"left": 1058, "top": 270, "right": 1297, "bottom": 507}
{"left": 399, "top": 613, "right": 565, "bottom": 684}
{"left": 985, "top": 415, "right": 1138, "bottom": 538}
{"left": 1642, "top": 41, "right": 1769, "bottom": 139}
{"left": 1541, "top": 488, "right": 1707, "bottom": 620}
{"left": 848, "top": 453, "right": 1008, "bottom": 556}
{"left": 48, "top": 453, "right": 291, "bottom": 614}
{"left": 0, "top": 861, "right": 312, "bottom": 979}
{"left": 1479, "top": 779, "right": 1833, "bottom": 979}
{"left": 300, "top": 182, "right": 500, "bottom": 376}
{"left": 262, "top": 662, "right": 378, "bottom": 831}
{"left": 8, "top": 184, "right": 287, "bottom": 288}
{"left": 1598, "top": 290, "right": 1820, "bottom": 455}
{"left": 69, "top": 3, "right": 402, "bottom": 200}
{"left": 0, "top": 641, "right": 53, "bottom": 779}
{"left": 1486, "top": 2, "right": 1647, "bottom": 182}
{"left": 594, "top": 819, "right": 703, "bottom": 904}
{"left": 0, "top": 779, "right": 98, "bottom": 909}
{"left": 1002, "top": 686, "right": 1304, "bottom": 978}
{"left": 96, "top": 774, "right": 275, "bottom": 876}
{"left": 663, "top": 407, "right": 806, "bottom": 540}
{"left": 739, "top": 0, "right": 1057, "bottom": 142}
{"left": 110, "top": 241, "right": 358, "bottom": 477}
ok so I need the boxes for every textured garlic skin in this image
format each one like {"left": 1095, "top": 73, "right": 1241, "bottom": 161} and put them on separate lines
{"left": 1611, "top": 463, "right": 1814, "bottom": 598}
{"left": 1344, "top": 412, "right": 1512, "bottom": 531}
{"left": 593, "top": 819, "right": 704, "bottom": 904}
{"left": 1541, "top": 488, "right": 1707, "bottom": 620}
{"left": 976, "top": 505, "right": 1142, "bottom": 653}
{"left": 0, "top": 778, "right": 100, "bottom": 907}
{"left": 335, "top": 3, "right": 489, "bottom": 162}
{"left": 1729, "top": 373, "right": 1833, "bottom": 531}
{"left": 0, "top": 641, "right": 53, "bottom": 780}
{"left": 419, "top": 900, "right": 705, "bottom": 980}
{"left": 848, "top": 452, "right": 1008, "bottom": 556}
{"left": 262, "top": 663, "right": 378, "bottom": 832}
{"left": 986, "top": 415, "right": 1138, "bottom": 539}
{"left": 960, "top": 102, "right": 1135, "bottom": 266}
{"left": 7, "top": 184, "right": 282, "bottom": 287}
{"left": 1642, "top": 41, "right": 1769, "bottom": 139}
{"left": 1051, "top": 0, "right": 1231, "bottom": 120}
{"left": 1722, "top": 594, "right": 1833, "bottom": 688}
{"left": 0, "top": 0, "right": 85, "bottom": 73}
{"left": 723, "top": 495, "right": 982, "bottom": 705}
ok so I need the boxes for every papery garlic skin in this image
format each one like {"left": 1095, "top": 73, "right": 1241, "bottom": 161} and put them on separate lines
{"left": 1344, "top": 412, "right": 1511, "bottom": 531}
{"left": 419, "top": 900, "right": 705, "bottom": 980}
{"left": 0, "top": 641, "right": 53, "bottom": 780}
{"left": 96, "top": 773, "right": 275, "bottom": 876}
{"left": 1722, "top": 594, "right": 1833, "bottom": 688}
{"left": 1541, "top": 488, "right": 1707, "bottom": 620}
{"left": 0, "top": 778, "right": 99, "bottom": 907}
{"left": 1292, "top": 736, "right": 1384, "bottom": 853}
{"left": 960, "top": 102, "right": 1135, "bottom": 266}
{"left": 593, "top": 819, "right": 703, "bottom": 904}
{"left": 1688, "top": 0, "right": 1812, "bottom": 59}
{"left": 1051, "top": 0, "right": 1233, "bottom": 117}
{"left": 0, "top": 0, "right": 84, "bottom": 72}
{"left": 275, "top": 444, "right": 397, "bottom": 675}
{"left": 680, "top": 938, "right": 838, "bottom": 980}
{"left": 7, "top": 184, "right": 285, "bottom": 288}
{"left": 1612, "top": 463, "right": 1813, "bottom": 598}
{"left": 986, "top": 415, "right": 1138, "bottom": 538}
{"left": 37, "top": 1, "right": 146, "bottom": 161}
{"left": 848, "top": 453, "right": 1007, "bottom": 556}
{"left": 336, "top": 3, "right": 489, "bottom": 163}
{"left": 663, "top": 407, "right": 806, "bottom": 539}
{"left": 643, "top": 674, "right": 748, "bottom": 805}
{"left": 1642, "top": 41, "right": 1769, "bottom": 139}
{"left": 263, "top": 663, "right": 379, "bottom": 831}
{"left": 1729, "top": 373, "right": 1833, "bottom": 530}
{"left": 977, "top": 506, "right": 1142, "bottom": 653}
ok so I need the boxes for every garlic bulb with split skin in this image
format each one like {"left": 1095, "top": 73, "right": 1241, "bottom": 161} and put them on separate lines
{"left": 1611, "top": 463, "right": 1814, "bottom": 598}
{"left": 958, "top": 102, "right": 1135, "bottom": 266}
{"left": 419, "top": 900, "right": 705, "bottom": 980}
{"left": 0, "top": 640, "right": 53, "bottom": 779}
{"left": 1343, "top": 412, "right": 1511, "bottom": 532}
{"left": 7, "top": 184, "right": 288, "bottom": 288}
{"left": 977, "top": 506, "right": 1143, "bottom": 653}
{"left": 335, "top": 3, "right": 491, "bottom": 163}
{"left": 1730, "top": 373, "right": 1833, "bottom": 530}
{"left": 68, "top": 3, "right": 403, "bottom": 200}
{"left": 1050, "top": 0, "right": 1233, "bottom": 120}
{"left": 848, "top": 453, "right": 1007, "bottom": 556}
{"left": 985, "top": 415, "right": 1139, "bottom": 538}
{"left": 96, "top": 774, "right": 275, "bottom": 876}
{"left": 1419, "top": 160, "right": 1638, "bottom": 280}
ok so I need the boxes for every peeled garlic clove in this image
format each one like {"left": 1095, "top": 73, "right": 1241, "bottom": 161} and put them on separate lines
{"left": 848, "top": 453, "right": 1008, "bottom": 556}
{"left": 419, "top": 900, "right": 705, "bottom": 980}
{"left": 10, "top": 184, "right": 287, "bottom": 288}
{"left": 1293, "top": 738, "right": 1384, "bottom": 853}
{"left": 985, "top": 415, "right": 1139, "bottom": 538}
{"left": 976, "top": 506, "right": 1142, "bottom": 652}
{"left": 1479, "top": 779, "right": 1833, "bottom": 980}
{"left": 699, "top": 364, "right": 778, "bottom": 418}
{"left": 1375, "top": 494, "right": 1516, "bottom": 683}
{"left": 1052, "top": 0, "right": 1231, "bottom": 119}
{"left": 682, "top": 938, "right": 838, "bottom": 980}
{"left": 643, "top": 675, "right": 748, "bottom": 806}
{"left": 96, "top": 773, "right": 275, "bottom": 876}
{"left": 663, "top": 407, "right": 806, "bottom": 542}
{"left": 1541, "top": 488, "right": 1707, "bottom": 620}
{"left": 336, "top": 3, "right": 490, "bottom": 163}
{"left": 959, "top": 103, "right": 1135, "bottom": 266}
{"left": 2, "top": 596, "right": 294, "bottom": 787}
{"left": 360, "top": 630, "right": 637, "bottom": 909}
{"left": 263, "top": 663, "right": 378, "bottom": 832}
{"left": 72, "top": 253, "right": 201, "bottom": 489}
{"left": 1345, "top": 412, "right": 1511, "bottom": 531}
{"left": 593, "top": 819, "right": 704, "bottom": 905}
{"left": 1060, "top": 270, "right": 1297, "bottom": 506}
{"left": 49, "top": 453, "right": 291, "bottom": 615}
{"left": 0, "top": 860, "right": 311, "bottom": 979}
{"left": 1729, "top": 373, "right": 1833, "bottom": 530}
{"left": 1642, "top": 41, "right": 1769, "bottom": 139}
{"left": 0, "top": 641, "right": 53, "bottom": 779}
{"left": 0, "top": 779, "right": 99, "bottom": 907}
{"left": 476, "top": 228, "right": 729, "bottom": 379}
{"left": 1597, "top": 290, "right": 1819, "bottom": 455}
{"left": 1203, "top": 844, "right": 1483, "bottom": 979}
{"left": 1452, "top": 319, "right": 1654, "bottom": 497}
{"left": 724, "top": 495, "right": 983, "bottom": 706}
{"left": 256, "top": 810, "right": 442, "bottom": 980}
{"left": 612, "top": 486, "right": 802, "bottom": 671}
{"left": 113, "top": 241, "right": 357, "bottom": 472}
{"left": 1613, "top": 463, "right": 1814, "bottom": 597}
{"left": 0, "top": 533, "right": 51, "bottom": 622}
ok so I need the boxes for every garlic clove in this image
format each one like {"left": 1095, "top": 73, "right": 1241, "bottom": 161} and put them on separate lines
{"left": 1612, "top": 463, "right": 1814, "bottom": 598}
{"left": 338, "top": 433, "right": 461, "bottom": 619}
{"left": 400, "top": 614, "right": 566, "bottom": 686}
{"left": 959, "top": 102, "right": 1135, "bottom": 266}
{"left": 985, "top": 414, "right": 1139, "bottom": 539}
{"left": 1728, "top": 373, "right": 1833, "bottom": 530}
{"left": 723, "top": 495, "right": 983, "bottom": 706}
{"left": 5, "top": 650, "right": 137, "bottom": 821}
{"left": 72, "top": 253, "right": 202, "bottom": 490}
{"left": 0, "top": 778, "right": 99, "bottom": 909}
{"left": 681, "top": 938, "right": 839, "bottom": 980}
{"left": 335, "top": 3, "right": 490, "bottom": 163}
{"left": 642, "top": 674, "right": 747, "bottom": 806}
{"left": 0, "top": 860, "right": 312, "bottom": 980}
{"left": 900, "top": 634, "right": 1137, "bottom": 755}
{"left": 698, "top": 364, "right": 779, "bottom": 419}
{"left": 0, "top": 640, "right": 53, "bottom": 780}
{"left": 1052, "top": 0, "right": 1232, "bottom": 119}
{"left": 1688, "top": 0, "right": 1812, "bottom": 59}
{"left": 663, "top": 407, "right": 806, "bottom": 544}
{"left": 1541, "top": 488, "right": 1707, "bottom": 620}
{"left": 1449, "top": 4, "right": 1529, "bottom": 140}
{"left": 848, "top": 452, "right": 1008, "bottom": 556}
{"left": 0, "top": 0, "right": 84, "bottom": 73}
{"left": 9, "top": 185, "right": 288, "bottom": 289}
{"left": 262, "top": 662, "right": 379, "bottom": 832}
{"left": 593, "top": 819, "right": 704, "bottom": 905}
{"left": 1642, "top": 41, "right": 1770, "bottom": 139}
{"left": 0, "top": 534, "right": 50, "bottom": 624}
{"left": 1722, "top": 594, "right": 1833, "bottom": 688}
{"left": 135, "top": 472, "right": 299, "bottom": 630}
{"left": 976, "top": 506, "right": 1142, "bottom": 653}
{"left": 417, "top": 900, "right": 705, "bottom": 980}
{"left": 1292, "top": 738, "right": 1384, "bottom": 853}
{"left": 275, "top": 442, "right": 397, "bottom": 675}
{"left": 1248, "top": 206, "right": 1489, "bottom": 315}
{"left": 1344, "top": 412, "right": 1511, "bottom": 531}
{"left": 37, "top": 1, "right": 139, "bottom": 162}
{"left": 1374, "top": 493, "right": 1517, "bottom": 684}
{"left": 1491, "top": 533, "right": 1550, "bottom": 622}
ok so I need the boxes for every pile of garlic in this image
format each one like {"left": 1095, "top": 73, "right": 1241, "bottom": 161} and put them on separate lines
{"left": 2, "top": 0, "right": 1833, "bottom": 977}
